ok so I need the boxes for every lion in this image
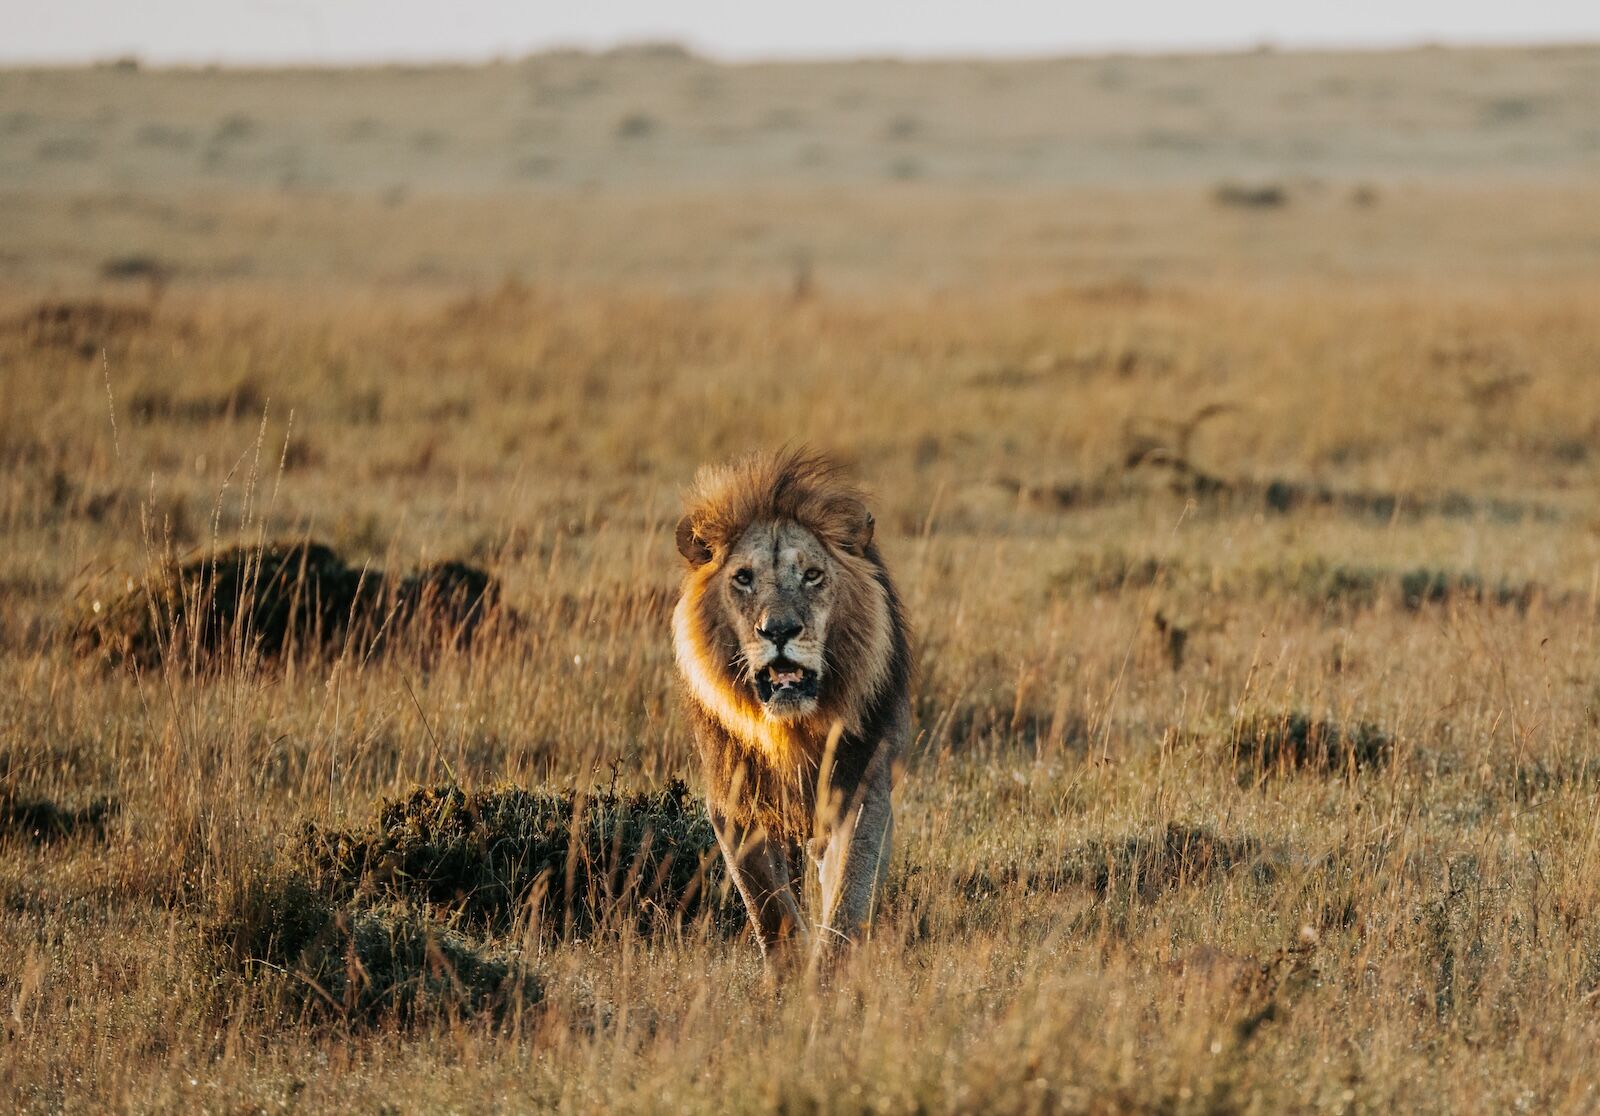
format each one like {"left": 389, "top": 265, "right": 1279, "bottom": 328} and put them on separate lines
{"left": 671, "top": 448, "right": 912, "bottom": 964}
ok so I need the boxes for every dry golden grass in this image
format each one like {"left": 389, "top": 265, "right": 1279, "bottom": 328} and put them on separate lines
{"left": 5, "top": 268, "right": 1600, "bottom": 1112}
{"left": 5, "top": 46, "right": 1600, "bottom": 1115}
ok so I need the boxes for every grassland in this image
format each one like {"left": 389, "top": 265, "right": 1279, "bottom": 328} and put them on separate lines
{"left": 4, "top": 44, "right": 1600, "bottom": 1114}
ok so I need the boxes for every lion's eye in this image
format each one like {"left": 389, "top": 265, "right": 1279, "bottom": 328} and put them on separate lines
{"left": 732, "top": 568, "right": 754, "bottom": 589}
{"left": 803, "top": 568, "right": 824, "bottom": 585}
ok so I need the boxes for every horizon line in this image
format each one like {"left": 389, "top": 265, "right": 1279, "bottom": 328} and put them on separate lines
{"left": 5, "top": 31, "right": 1598, "bottom": 71}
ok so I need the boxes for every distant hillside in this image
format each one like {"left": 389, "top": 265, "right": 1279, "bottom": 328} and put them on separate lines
{"left": 1, "top": 45, "right": 1596, "bottom": 195}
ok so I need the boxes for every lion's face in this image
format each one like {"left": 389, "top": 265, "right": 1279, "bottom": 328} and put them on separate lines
{"left": 716, "top": 520, "right": 838, "bottom": 720}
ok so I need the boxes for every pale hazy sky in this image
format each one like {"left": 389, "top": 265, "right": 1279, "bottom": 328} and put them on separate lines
{"left": 8, "top": 1, "right": 1600, "bottom": 65}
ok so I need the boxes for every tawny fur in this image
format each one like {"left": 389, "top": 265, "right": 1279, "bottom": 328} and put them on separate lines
{"left": 672, "top": 449, "right": 913, "bottom": 957}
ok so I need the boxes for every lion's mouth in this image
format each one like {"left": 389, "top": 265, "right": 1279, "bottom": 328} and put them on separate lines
{"left": 753, "top": 660, "right": 819, "bottom": 705}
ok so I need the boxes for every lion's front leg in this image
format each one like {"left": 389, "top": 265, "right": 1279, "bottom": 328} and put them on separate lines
{"left": 709, "top": 807, "right": 807, "bottom": 960}
{"left": 812, "top": 761, "right": 894, "bottom": 953}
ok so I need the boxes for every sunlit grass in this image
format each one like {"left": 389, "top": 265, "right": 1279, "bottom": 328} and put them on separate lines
{"left": 3, "top": 265, "right": 1600, "bottom": 1112}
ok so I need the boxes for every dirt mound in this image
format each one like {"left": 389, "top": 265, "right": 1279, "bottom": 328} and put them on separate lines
{"left": 300, "top": 779, "right": 737, "bottom": 937}
{"left": 206, "top": 872, "right": 539, "bottom": 1029}
{"left": 74, "top": 540, "right": 505, "bottom": 668}
{"left": 204, "top": 777, "right": 733, "bottom": 1029}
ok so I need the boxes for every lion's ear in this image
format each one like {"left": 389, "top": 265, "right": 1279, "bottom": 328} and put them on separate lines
{"left": 676, "top": 516, "right": 713, "bottom": 566}
{"left": 840, "top": 499, "right": 875, "bottom": 554}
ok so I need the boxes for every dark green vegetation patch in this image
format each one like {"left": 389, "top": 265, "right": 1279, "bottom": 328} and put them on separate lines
{"left": 1395, "top": 567, "right": 1538, "bottom": 611}
{"left": 206, "top": 779, "right": 738, "bottom": 1029}
{"left": 1050, "top": 551, "right": 1541, "bottom": 615}
{"left": 1230, "top": 711, "right": 1393, "bottom": 778}
{"left": 75, "top": 540, "right": 504, "bottom": 668}
{"left": 300, "top": 779, "right": 738, "bottom": 936}
{"left": 206, "top": 872, "right": 540, "bottom": 1029}
{"left": 10, "top": 298, "right": 152, "bottom": 357}
{"left": 0, "top": 784, "right": 116, "bottom": 844}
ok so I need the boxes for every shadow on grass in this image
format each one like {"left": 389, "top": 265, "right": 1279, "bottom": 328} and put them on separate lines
{"left": 956, "top": 823, "right": 1274, "bottom": 904}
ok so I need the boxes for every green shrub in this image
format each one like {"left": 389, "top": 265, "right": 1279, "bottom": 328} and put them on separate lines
{"left": 301, "top": 779, "right": 739, "bottom": 938}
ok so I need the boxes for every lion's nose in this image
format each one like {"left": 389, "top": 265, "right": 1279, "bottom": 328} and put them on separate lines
{"left": 756, "top": 618, "right": 803, "bottom": 646}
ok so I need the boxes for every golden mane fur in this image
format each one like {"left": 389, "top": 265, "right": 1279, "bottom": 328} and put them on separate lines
{"left": 679, "top": 450, "right": 875, "bottom": 565}
{"left": 672, "top": 449, "right": 912, "bottom": 837}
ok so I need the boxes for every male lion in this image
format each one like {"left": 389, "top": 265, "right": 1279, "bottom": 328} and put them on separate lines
{"left": 672, "top": 449, "right": 912, "bottom": 963}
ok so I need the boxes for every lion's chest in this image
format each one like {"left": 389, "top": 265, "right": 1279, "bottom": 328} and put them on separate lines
{"left": 691, "top": 706, "right": 832, "bottom": 834}
{"left": 743, "top": 712, "right": 810, "bottom": 763}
